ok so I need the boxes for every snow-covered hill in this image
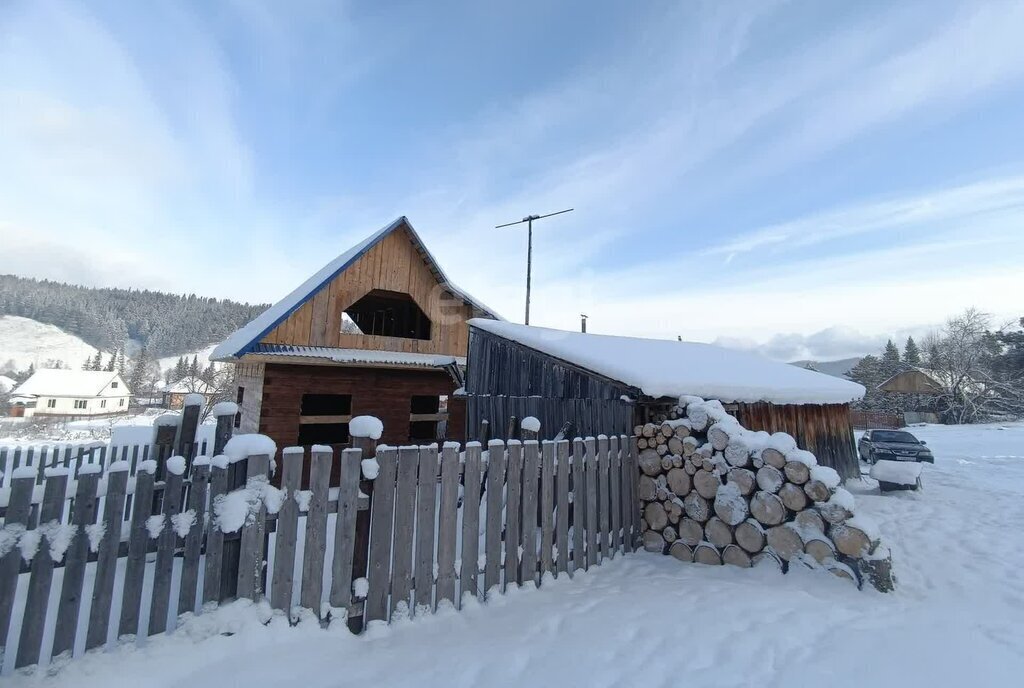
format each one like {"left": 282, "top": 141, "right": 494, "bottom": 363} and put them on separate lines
{"left": 0, "top": 315, "right": 106, "bottom": 373}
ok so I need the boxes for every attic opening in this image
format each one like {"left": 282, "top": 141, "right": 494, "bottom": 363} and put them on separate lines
{"left": 344, "top": 290, "right": 432, "bottom": 340}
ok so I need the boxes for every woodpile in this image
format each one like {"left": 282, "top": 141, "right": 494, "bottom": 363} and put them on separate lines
{"left": 636, "top": 397, "right": 895, "bottom": 592}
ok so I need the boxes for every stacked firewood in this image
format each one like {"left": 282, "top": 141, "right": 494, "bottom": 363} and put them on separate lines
{"left": 636, "top": 397, "right": 894, "bottom": 592}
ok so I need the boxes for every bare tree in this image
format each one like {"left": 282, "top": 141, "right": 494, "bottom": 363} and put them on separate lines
{"left": 926, "top": 309, "right": 1024, "bottom": 423}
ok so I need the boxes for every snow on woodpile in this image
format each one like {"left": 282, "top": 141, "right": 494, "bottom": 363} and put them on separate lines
{"left": 637, "top": 395, "right": 893, "bottom": 591}
{"left": 468, "top": 319, "right": 864, "bottom": 404}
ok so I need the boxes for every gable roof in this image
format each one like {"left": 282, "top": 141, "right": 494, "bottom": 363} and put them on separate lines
{"left": 468, "top": 319, "right": 865, "bottom": 405}
{"left": 13, "top": 369, "right": 129, "bottom": 398}
{"left": 212, "top": 216, "right": 501, "bottom": 361}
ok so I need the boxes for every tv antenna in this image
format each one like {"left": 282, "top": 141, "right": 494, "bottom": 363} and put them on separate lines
{"left": 495, "top": 208, "right": 574, "bottom": 325}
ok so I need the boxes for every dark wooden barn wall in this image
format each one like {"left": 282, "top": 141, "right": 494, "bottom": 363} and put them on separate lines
{"left": 732, "top": 402, "right": 860, "bottom": 480}
{"left": 465, "top": 328, "right": 635, "bottom": 441}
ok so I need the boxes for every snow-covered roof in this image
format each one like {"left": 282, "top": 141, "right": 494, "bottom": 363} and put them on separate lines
{"left": 12, "top": 369, "right": 130, "bottom": 398}
{"left": 248, "top": 343, "right": 465, "bottom": 369}
{"left": 468, "top": 319, "right": 866, "bottom": 405}
{"left": 212, "top": 217, "right": 501, "bottom": 361}
{"left": 0, "top": 374, "right": 15, "bottom": 393}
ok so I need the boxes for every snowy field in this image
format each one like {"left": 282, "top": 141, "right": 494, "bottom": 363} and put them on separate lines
{"left": 9, "top": 422, "right": 1024, "bottom": 687}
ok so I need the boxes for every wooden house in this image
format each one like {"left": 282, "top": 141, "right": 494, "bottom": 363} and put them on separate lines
{"left": 464, "top": 320, "right": 866, "bottom": 478}
{"left": 9, "top": 369, "right": 131, "bottom": 418}
{"left": 212, "top": 217, "right": 500, "bottom": 457}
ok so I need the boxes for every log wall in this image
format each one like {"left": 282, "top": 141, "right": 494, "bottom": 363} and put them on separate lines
{"left": 258, "top": 363, "right": 464, "bottom": 461}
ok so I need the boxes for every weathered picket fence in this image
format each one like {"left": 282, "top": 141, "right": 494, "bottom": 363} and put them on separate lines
{"left": 0, "top": 433, "right": 639, "bottom": 673}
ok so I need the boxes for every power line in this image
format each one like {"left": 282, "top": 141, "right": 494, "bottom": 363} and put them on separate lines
{"left": 495, "top": 208, "right": 574, "bottom": 325}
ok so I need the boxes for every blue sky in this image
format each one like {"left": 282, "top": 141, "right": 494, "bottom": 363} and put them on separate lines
{"left": 2, "top": 0, "right": 1024, "bottom": 360}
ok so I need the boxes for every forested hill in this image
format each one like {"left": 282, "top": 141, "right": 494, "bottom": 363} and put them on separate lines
{"left": 0, "top": 274, "right": 269, "bottom": 358}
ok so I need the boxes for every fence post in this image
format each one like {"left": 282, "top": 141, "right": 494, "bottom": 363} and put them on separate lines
{"left": 178, "top": 461, "right": 210, "bottom": 616}
{"left": 555, "top": 439, "right": 570, "bottom": 577}
{"left": 219, "top": 455, "right": 248, "bottom": 603}
{"left": 299, "top": 447, "right": 333, "bottom": 618}
{"left": 176, "top": 401, "right": 202, "bottom": 471}
{"left": 236, "top": 454, "right": 271, "bottom": 601}
{"left": 584, "top": 437, "right": 598, "bottom": 569}
{"left": 329, "top": 448, "right": 364, "bottom": 618}
{"left": 213, "top": 412, "right": 234, "bottom": 456}
{"left": 0, "top": 473, "right": 34, "bottom": 661}
{"left": 504, "top": 441, "right": 523, "bottom": 589}
{"left": 271, "top": 448, "right": 304, "bottom": 614}
{"left": 609, "top": 435, "right": 621, "bottom": 556}
{"left": 16, "top": 469, "right": 69, "bottom": 669}
{"left": 348, "top": 434, "right": 378, "bottom": 632}
{"left": 539, "top": 441, "right": 555, "bottom": 577}
{"left": 390, "top": 446, "right": 419, "bottom": 618}
{"left": 414, "top": 445, "right": 440, "bottom": 609}
{"left": 571, "top": 439, "right": 586, "bottom": 572}
{"left": 149, "top": 457, "right": 185, "bottom": 636}
{"left": 436, "top": 443, "right": 460, "bottom": 606}
{"left": 118, "top": 464, "right": 157, "bottom": 639}
{"left": 86, "top": 463, "right": 130, "bottom": 650}
{"left": 364, "top": 447, "right": 398, "bottom": 624}
{"left": 52, "top": 467, "right": 101, "bottom": 658}
{"left": 520, "top": 441, "right": 540, "bottom": 586}
{"left": 203, "top": 459, "right": 230, "bottom": 606}
{"left": 460, "top": 443, "right": 483, "bottom": 602}
{"left": 484, "top": 440, "right": 506, "bottom": 595}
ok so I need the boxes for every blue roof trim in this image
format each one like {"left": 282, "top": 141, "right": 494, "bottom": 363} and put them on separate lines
{"left": 212, "top": 216, "right": 501, "bottom": 361}
{"left": 234, "top": 217, "right": 404, "bottom": 357}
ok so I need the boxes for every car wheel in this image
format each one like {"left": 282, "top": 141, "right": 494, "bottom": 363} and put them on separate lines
{"left": 867, "top": 451, "right": 875, "bottom": 465}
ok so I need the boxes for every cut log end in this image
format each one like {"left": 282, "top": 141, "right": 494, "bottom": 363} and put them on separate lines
{"left": 722, "top": 544, "right": 752, "bottom": 568}
{"left": 693, "top": 542, "right": 722, "bottom": 566}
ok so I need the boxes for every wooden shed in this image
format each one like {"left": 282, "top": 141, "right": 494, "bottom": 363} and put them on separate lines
{"left": 878, "top": 369, "right": 945, "bottom": 395}
{"left": 212, "top": 217, "right": 500, "bottom": 466}
{"left": 465, "top": 320, "right": 866, "bottom": 479}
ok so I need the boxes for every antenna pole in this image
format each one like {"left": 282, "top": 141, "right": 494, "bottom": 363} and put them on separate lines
{"left": 525, "top": 216, "right": 533, "bottom": 324}
{"left": 494, "top": 207, "right": 573, "bottom": 327}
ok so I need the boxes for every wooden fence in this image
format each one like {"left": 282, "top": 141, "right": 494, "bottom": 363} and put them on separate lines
{"left": 0, "top": 432, "right": 639, "bottom": 673}
{"left": 850, "top": 410, "right": 905, "bottom": 430}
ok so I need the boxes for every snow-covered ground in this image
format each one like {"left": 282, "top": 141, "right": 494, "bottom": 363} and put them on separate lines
{"left": 9, "top": 422, "right": 1024, "bottom": 687}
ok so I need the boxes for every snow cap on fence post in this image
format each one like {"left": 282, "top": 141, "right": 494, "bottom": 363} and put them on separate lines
{"left": 350, "top": 415, "right": 384, "bottom": 441}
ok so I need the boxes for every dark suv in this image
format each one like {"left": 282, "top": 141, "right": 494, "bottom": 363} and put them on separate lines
{"left": 858, "top": 429, "right": 934, "bottom": 464}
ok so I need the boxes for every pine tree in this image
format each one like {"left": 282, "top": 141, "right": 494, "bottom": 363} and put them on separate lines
{"left": 129, "top": 347, "right": 151, "bottom": 397}
{"left": 189, "top": 355, "right": 200, "bottom": 378}
{"left": 903, "top": 336, "right": 921, "bottom": 367}
{"left": 847, "top": 354, "right": 887, "bottom": 409}
{"left": 83, "top": 355, "right": 93, "bottom": 371}
{"left": 117, "top": 349, "right": 127, "bottom": 376}
{"left": 881, "top": 340, "right": 901, "bottom": 372}
{"left": 105, "top": 349, "right": 118, "bottom": 372}
{"left": 91, "top": 350, "right": 103, "bottom": 371}
{"left": 173, "top": 356, "right": 187, "bottom": 382}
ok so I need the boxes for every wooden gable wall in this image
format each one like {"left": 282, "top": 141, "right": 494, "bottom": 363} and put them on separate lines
{"left": 260, "top": 226, "right": 475, "bottom": 357}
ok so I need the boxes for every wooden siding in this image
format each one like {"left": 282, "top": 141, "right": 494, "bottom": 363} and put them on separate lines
{"left": 730, "top": 401, "right": 860, "bottom": 480}
{"left": 465, "top": 327, "right": 635, "bottom": 441}
{"left": 466, "top": 327, "right": 636, "bottom": 399}
{"left": 259, "top": 226, "right": 474, "bottom": 356}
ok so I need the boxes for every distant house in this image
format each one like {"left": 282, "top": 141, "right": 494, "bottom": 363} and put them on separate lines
{"left": 161, "top": 377, "right": 213, "bottom": 409}
{"left": 878, "top": 369, "right": 945, "bottom": 395}
{"left": 0, "top": 374, "right": 15, "bottom": 394}
{"left": 9, "top": 369, "right": 131, "bottom": 418}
